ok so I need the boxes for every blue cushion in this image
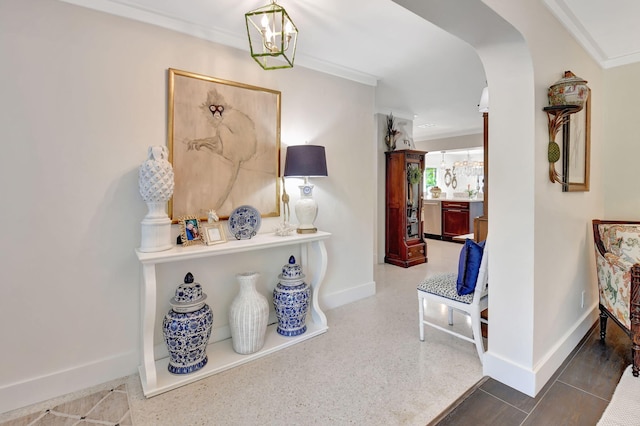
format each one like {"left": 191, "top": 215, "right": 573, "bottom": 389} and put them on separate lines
{"left": 456, "top": 239, "right": 486, "bottom": 295}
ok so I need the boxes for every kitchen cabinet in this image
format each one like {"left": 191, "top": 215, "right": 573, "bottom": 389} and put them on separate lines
{"left": 422, "top": 200, "right": 442, "bottom": 236}
{"left": 441, "top": 201, "right": 484, "bottom": 238}
{"left": 384, "top": 150, "right": 427, "bottom": 267}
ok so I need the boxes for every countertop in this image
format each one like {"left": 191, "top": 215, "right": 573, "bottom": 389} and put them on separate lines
{"left": 423, "top": 197, "right": 484, "bottom": 203}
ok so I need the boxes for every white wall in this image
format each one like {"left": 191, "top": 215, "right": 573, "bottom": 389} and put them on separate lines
{"left": 416, "top": 133, "right": 483, "bottom": 152}
{"left": 394, "top": 0, "right": 604, "bottom": 396}
{"left": 0, "top": 0, "right": 376, "bottom": 412}
{"left": 603, "top": 61, "right": 640, "bottom": 218}
{"left": 486, "top": 0, "right": 604, "bottom": 394}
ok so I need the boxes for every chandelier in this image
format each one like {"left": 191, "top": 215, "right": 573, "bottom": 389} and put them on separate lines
{"left": 454, "top": 151, "right": 484, "bottom": 177}
{"left": 439, "top": 151, "right": 447, "bottom": 170}
{"left": 245, "top": 0, "right": 298, "bottom": 70}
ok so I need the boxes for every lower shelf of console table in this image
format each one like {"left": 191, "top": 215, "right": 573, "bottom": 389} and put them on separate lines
{"left": 140, "top": 321, "right": 328, "bottom": 397}
{"left": 135, "top": 231, "right": 331, "bottom": 398}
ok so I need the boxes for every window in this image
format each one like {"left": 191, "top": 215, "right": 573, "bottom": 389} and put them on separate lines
{"left": 424, "top": 167, "right": 437, "bottom": 190}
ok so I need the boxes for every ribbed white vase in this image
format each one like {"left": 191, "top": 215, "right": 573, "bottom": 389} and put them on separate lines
{"left": 229, "top": 272, "right": 269, "bottom": 355}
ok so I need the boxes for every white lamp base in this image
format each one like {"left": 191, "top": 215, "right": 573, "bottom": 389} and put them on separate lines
{"left": 295, "top": 184, "right": 318, "bottom": 234}
{"left": 297, "top": 226, "right": 318, "bottom": 234}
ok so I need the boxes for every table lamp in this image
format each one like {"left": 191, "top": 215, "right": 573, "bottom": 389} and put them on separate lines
{"left": 283, "top": 145, "right": 328, "bottom": 233}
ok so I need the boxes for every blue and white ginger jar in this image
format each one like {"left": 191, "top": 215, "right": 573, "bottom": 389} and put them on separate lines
{"left": 273, "top": 256, "right": 310, "bottom": 337}
{"left": 162, "top": 272, "right": 213, "bottom": 374}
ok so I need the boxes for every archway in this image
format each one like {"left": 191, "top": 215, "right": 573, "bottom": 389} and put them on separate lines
{"left": 393, "top": 0, "right": 538, "bottom": 395}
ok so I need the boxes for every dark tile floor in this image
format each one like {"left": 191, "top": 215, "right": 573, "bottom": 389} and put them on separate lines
{"left": 430, "top": 319, "right": 633, "bottom": 425}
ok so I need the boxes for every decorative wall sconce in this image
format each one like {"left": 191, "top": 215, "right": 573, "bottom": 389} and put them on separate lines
{"left": 543, "top": 71, "right": 591, "bottom": 192}
{"left": 478, "top": 86, "right": 489, "bottom": 113}
{"left": 245, "top": 0, "right": 298, "bottom": 70}
{"left": 443, "top": 167, "right": 458, "bottom": 189}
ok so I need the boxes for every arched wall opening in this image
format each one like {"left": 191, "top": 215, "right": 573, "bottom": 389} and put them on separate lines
{"left": 392, "top": 0, "right": 538, "bottom": 395}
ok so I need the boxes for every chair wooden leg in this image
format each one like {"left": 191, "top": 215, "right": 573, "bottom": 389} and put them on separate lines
{"left": 631, "top": 264, "right": 640, "bottom": 376}
{"left": 418, "top": 296, "right": 425, "bottom": 342}
{"left": 633, "top": 341, "right": 639, "bottom": 377}
{"left": 599, "top": 309, "right": 608, "bottom": 341}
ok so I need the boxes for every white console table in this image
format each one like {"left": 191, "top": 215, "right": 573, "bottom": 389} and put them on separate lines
{"left": 135, "top": 231, "right": 330, "bottom": 397}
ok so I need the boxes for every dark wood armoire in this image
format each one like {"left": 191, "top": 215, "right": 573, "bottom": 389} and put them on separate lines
{"left": 384, "top": 150, "right": 428, "bottom": 267}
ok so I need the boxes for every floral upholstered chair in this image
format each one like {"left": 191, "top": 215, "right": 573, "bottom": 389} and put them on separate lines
{"left": 592, "top": 219, "right": 640, "bottom": 377}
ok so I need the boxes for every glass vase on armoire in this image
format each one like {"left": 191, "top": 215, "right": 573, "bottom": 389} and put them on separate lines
{"left": 384, "top": 149, "right": 428, "bottom": 267}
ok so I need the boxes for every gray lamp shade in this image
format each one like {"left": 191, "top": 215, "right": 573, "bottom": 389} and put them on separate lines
{"left": 283, "top": 145, "right": 328, "bottom": 177}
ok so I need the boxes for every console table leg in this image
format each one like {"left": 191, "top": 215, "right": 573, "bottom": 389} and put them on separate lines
{"left": 304, "top": 240, "right": 328, "bottom": 327}
{"left": 140, "top": 264, "right": 158, "bottom": 392}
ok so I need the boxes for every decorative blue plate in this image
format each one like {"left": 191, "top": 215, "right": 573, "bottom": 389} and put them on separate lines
{"left": 228, "top": 205, "right": 261, "bottom": 240}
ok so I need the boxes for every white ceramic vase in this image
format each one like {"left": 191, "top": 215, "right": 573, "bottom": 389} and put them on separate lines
{"left": 162, "top": 273, "right": 213, "bottom": 375}
{"left": 229, "top": 272, "right": 269, "bottom": 355}
{"left": 138, "top": 145, "right": 174, "bottom": 252}
{"left": 273, "top": 256, "right": 311, "bottom": 337}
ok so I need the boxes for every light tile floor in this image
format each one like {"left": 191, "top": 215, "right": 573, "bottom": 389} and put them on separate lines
{"left": 2, "top": 240, "right": 480, "bottom": 426}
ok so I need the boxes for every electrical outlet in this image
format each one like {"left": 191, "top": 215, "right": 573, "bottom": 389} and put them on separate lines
{"left": 581, "top": 291, "right": 585, "bottom": 309}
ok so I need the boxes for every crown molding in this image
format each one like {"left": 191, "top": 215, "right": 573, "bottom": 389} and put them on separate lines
{"left": 543, "top": 0, "right": 640, "bottom": 69}
{"left": 58, "top": 0, "right": 379, "bottom": 85}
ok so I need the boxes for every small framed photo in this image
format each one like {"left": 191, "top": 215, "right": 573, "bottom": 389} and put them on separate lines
{"left": 179, "top": 216, "right": 203, "bottom": 246}
{"left": 202, "top": 223, "right": 227, "bottom": 246}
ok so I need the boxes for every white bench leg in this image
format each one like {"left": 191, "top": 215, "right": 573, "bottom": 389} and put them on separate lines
{"left": 448, "top": 306, "right": 454, "bottom": 326}
{"left": 418, "top": 295, "right": 425, "bottom": 341}
{"left": 471, "top": 312, "right": 485, "bottom": 363}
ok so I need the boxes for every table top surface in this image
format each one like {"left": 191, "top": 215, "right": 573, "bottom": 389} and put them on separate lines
{"left": 423, "top": 198, "right": 484, "bottom": 203}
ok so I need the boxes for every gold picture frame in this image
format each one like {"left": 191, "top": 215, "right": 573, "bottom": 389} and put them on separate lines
{"left": 562, "top": 90, "right": 591, "bottom": 192}
{"left": 168, "top": 68, "right": 281, "bottom": 222}
{"left": 202, "top": 223, "right": 227, "bottom": 246}
{"left": 178, "top": 215, "right": 204, "bottom": 246}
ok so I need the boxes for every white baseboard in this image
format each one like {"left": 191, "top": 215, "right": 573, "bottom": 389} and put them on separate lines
{"left": 483, "top": 304, "right": 599, "bottom": 397}
{"left": 531, "top": 304, "right": 599, "bottom": 394}
{"left": 321, "top": 280, "right": 376, "bottom": 310}
{"left": 0, "top": 351, "right": 138, "bottom": 415}
{"left": 483, "top": 351, "right": 536, "bottom": 396}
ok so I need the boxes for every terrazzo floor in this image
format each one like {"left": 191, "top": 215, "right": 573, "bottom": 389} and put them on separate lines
{"left": 1, "top": 239, "right": 483, "bottom": 426}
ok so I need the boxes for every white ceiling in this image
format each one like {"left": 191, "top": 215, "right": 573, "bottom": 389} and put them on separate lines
{"left": 544, "top": 0, "right": 640, "bottom": 68}
{"left": 61, "top": 0, "right": 639, "bottom": 141}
